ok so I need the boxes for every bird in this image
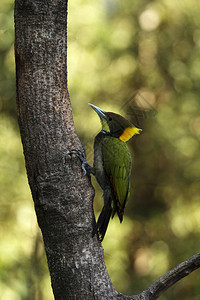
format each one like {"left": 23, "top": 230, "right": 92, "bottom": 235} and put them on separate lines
{"left": 78, "top": 103, "right": 142, "bottom": 241}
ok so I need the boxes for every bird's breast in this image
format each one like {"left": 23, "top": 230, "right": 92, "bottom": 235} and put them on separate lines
{"left": 93, "top": 132, "right": 109, "bottom": 189}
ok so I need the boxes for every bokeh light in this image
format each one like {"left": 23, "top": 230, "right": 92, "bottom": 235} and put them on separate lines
{"left": 1, "top": 0, "right": 200, "bottom": 299}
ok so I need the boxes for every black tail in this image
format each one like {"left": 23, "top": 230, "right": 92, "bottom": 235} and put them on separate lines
{"left": 92, "top": 205, "right": 112, "bottom": 242}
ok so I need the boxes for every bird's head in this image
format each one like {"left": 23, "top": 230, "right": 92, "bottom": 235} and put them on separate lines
{"left": 89, "top": 103, "right": 142, "bottom": 142}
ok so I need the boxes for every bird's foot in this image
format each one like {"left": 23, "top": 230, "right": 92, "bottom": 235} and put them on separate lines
{"left": 71, "top": 149, "right": 94, "bottom": 176}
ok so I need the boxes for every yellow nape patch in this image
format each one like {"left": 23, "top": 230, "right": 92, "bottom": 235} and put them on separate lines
{"left": 119, "top": 126, "right": 142, "bottom": 142}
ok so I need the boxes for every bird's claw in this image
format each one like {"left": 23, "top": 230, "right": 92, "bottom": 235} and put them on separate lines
{"left": 82, "top": 163, "right": 87, "bottom": 176}
{"left": 71, "top": 149, "right": 91, "bottom": 176}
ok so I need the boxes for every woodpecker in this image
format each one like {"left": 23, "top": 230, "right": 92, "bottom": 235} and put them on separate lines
{"left": 79, "top": 103, "right": 142, "bottom": 241}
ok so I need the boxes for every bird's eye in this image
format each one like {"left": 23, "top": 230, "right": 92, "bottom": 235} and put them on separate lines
{"left": 108, "top": 116, "right": 112, "bottom": 121}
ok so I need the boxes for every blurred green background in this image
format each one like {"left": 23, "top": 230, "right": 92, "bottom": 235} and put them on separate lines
{"left": 1, "top": 0, "right": 200, "bottom": 299}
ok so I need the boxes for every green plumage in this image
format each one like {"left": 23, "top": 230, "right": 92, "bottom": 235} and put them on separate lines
{"left": 79, "top": 103, "right": 142, "bottom": 241}
{"left": 102, "top": 136, "right": 132, "bottom": 221}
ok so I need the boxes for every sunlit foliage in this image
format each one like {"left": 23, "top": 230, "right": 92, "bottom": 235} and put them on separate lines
{"left": 1, "top": 0, "right": 200, "bottom": 299}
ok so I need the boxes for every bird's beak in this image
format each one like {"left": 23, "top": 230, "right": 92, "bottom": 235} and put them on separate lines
{"left": 88, "top": 103, "right": 106, "bottom": 120}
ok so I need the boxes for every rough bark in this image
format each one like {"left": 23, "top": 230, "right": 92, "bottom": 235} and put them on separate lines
{"left": 14, "top": 1, "right": 116, "bottom": 299}
{"left": 14, "top": 1, "right": 200, "bottom": 299}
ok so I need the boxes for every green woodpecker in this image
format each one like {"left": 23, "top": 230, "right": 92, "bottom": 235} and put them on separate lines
{"left": 80, "top": 103, "right": 142, "bottom": 241}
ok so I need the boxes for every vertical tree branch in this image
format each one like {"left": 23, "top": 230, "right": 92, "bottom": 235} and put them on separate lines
{"left": 14, "top": 1, "right": 116, "bottom": 299}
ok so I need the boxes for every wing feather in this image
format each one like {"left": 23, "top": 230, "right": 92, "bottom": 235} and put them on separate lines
{"left": 102, "top": 136, "right": 132, "bottom": 220}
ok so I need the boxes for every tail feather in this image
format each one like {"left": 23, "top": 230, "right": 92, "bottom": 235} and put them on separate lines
{"left": 93, "top": 205, "right": 112, "bottom": 242}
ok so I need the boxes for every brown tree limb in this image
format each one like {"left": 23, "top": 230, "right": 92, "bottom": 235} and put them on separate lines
{"left": 138, "top": 253, "right": 200, "bottom": 299}
{"left": 115, "top": 253, "right": 200, "bottom": 300}
{"left": 14, "top": 1, "right": 115, "bottom": 299}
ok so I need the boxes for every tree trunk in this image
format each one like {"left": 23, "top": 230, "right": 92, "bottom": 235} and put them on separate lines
{"left": 14, "top": 1, "right": 116, "bottom": 299}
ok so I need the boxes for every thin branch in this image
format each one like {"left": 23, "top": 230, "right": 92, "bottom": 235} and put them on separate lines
{"left": 117, "top": 253, "right": 200, "bottom": 300}
{"left": 139, "top": 253, "right": 200, "bottom": 299}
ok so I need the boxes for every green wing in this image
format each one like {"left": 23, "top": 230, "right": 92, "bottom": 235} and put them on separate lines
{"left": 102, "top": 136, "right": 132, "bottom": 221}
